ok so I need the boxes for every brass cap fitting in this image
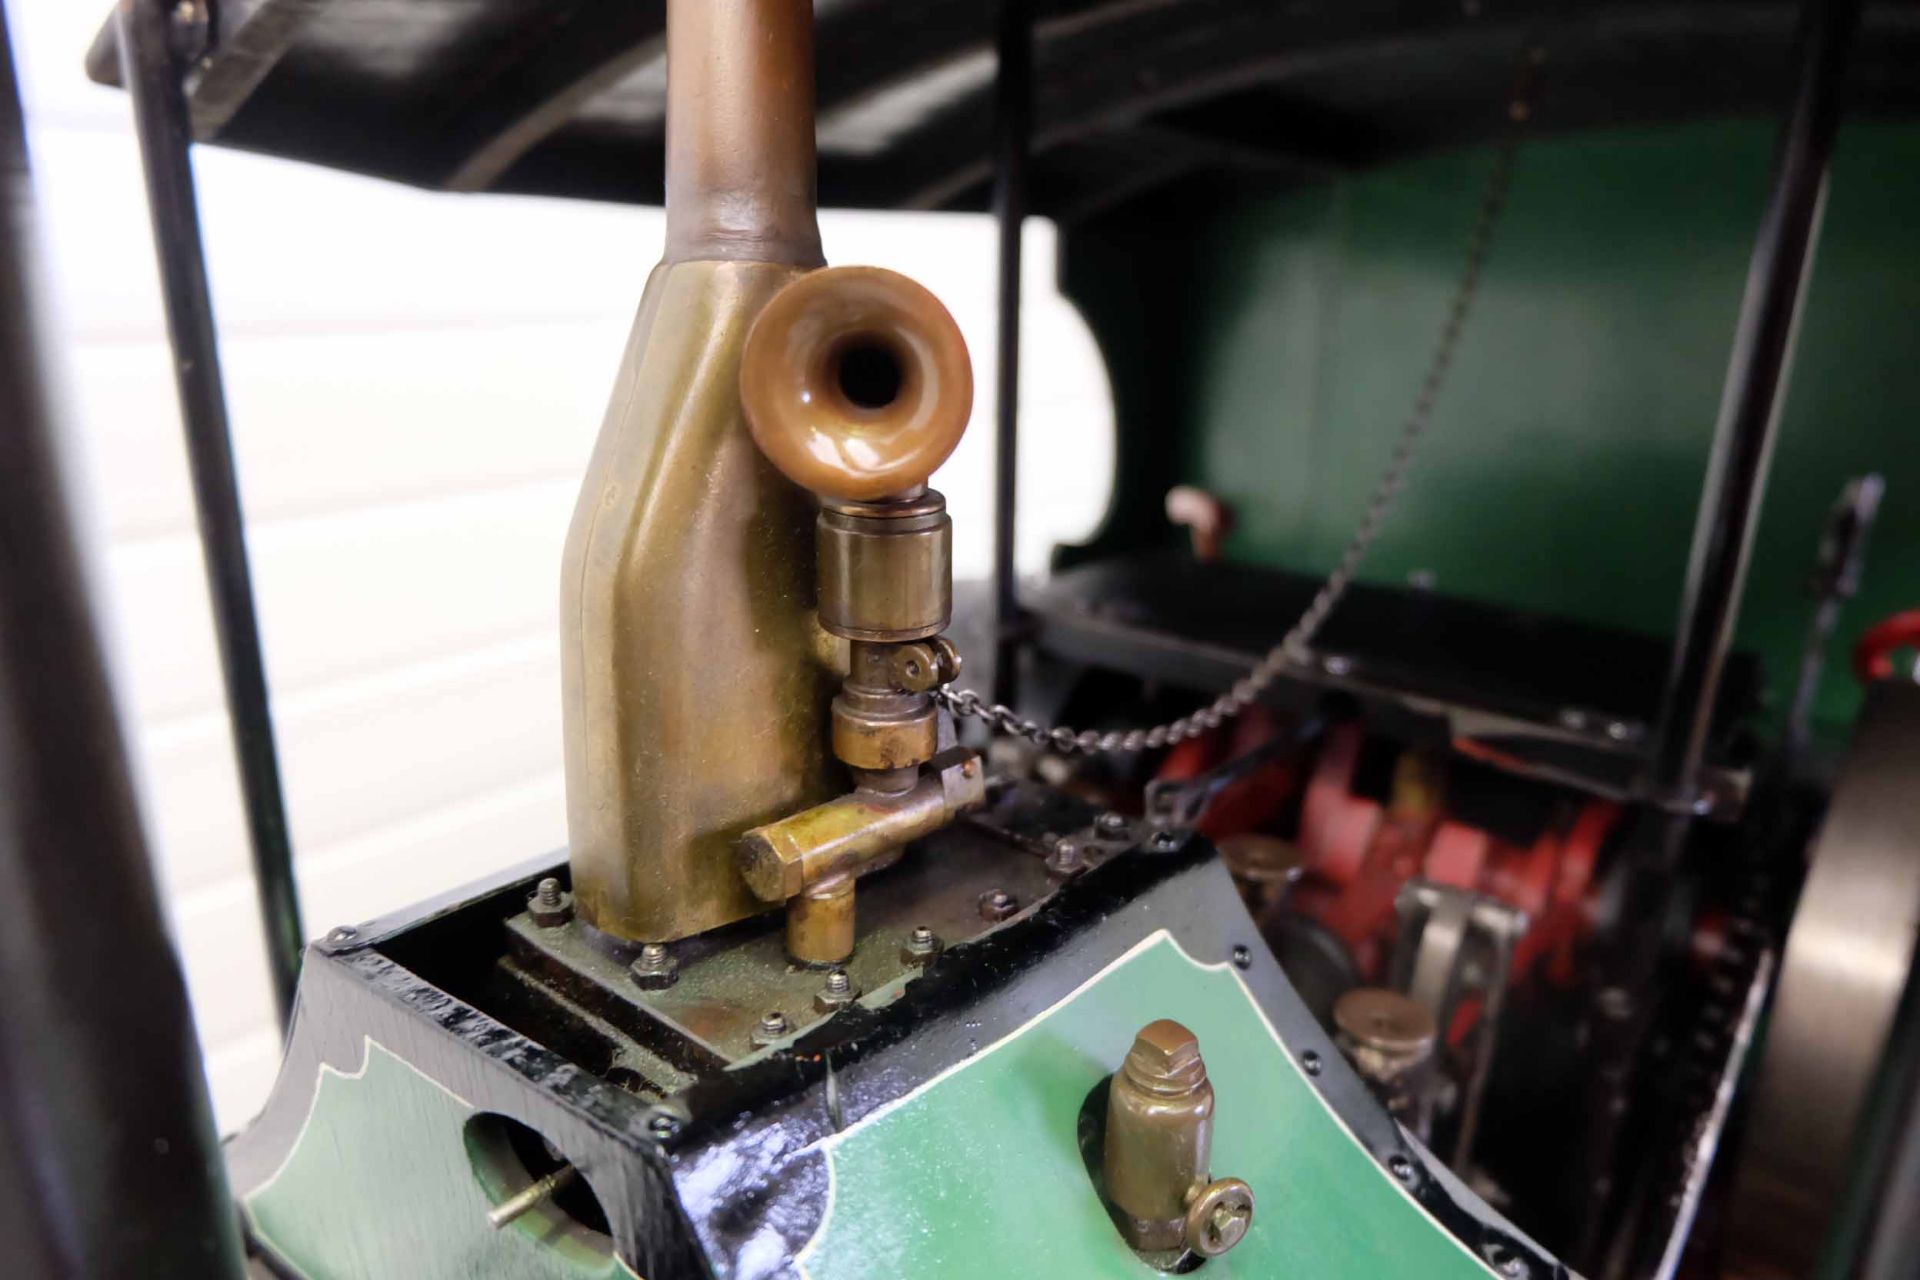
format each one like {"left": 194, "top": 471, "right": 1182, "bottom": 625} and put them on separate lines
{"left": 739, "top": 266, "right": 972, "bottom": 502}
{"left": 1103, "top": 1020, "right": 1216, "bottom": 1252}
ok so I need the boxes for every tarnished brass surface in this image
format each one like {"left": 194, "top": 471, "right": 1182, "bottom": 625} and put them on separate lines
{"left": 663, "top": 0, "right": 821, "bottom": 268}
{"left": 739, "top": 266, "right": 972, "bottom": 501}
{"left": 739, "top": 749, "right": 986, "bottom": 902}
{"left": 1334, "top": 987, "right": 1439, "bottom": 1139}
{"left": 506, "top": 783, "right": 1126, "bottom": 1069}
{"left": 788, "top": 876, "right": 856, "bottom": 968}
{"left": 817, "top": 494, "right": 952, "bottom": 641}
{"left": 560, "top": 259, "right": 838, "bottom": 943}
{"left": 1333, "top": 988, "right": 1437, "bottom": 1072}
{"left": 832, "top": 642, "right": 940, "bottom": 771}
{"left": 1104, "top": 1019, "right": 1217, "bottom": 1253}
{"left": 1184, "top": 1178, "right": 1255, "bottom": 1258}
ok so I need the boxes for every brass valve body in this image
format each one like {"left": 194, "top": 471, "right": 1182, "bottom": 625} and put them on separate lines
{"left": 739, "top": 749, "right": 984, "bottom": 965}
{"left": 1102, "top": 1020, "right": 1255, "bottom": 1259}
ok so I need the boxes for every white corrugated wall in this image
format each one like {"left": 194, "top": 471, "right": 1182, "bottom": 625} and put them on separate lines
{"left": 10, "top": 2, "right": 1113, "bottom": 1132}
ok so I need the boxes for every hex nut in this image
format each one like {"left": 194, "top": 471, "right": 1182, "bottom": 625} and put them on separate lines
{"left": 528, "top": 877, "right": 574, "bottom": 928}
{"left": 900, "top": 925, "right": 942, "bottom": 967}
{"left": 630, "top": 943, "right": 678, "bottom": 991}
{"left": 1046, "top": 837, "right": 1086, "bottom": 876}
{"left": 814, "top": 969, "right": 859, "bottom": 1013}
{"left": 978, "top": 889, "right": 1019, "bottom": 922}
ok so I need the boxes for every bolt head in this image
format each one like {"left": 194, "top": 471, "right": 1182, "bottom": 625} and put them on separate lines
{"left": 528, "top": 878, "right": 573, "bottom": 927}
{"left": 752, "top": 1010, "right": 791, "bottom": 1047}
{"left": 1149, "top": 828, "right": 1182, "bottom": 852}
{"left": 1046, "top": 837, "right": 1085, "bottom": 876}
{"left": 630, "top": 943, "right": 678, "bottom": 990}
{"left": 1184, "top": 1178, "right": 1254, "bottom": 1258}
{"left": 978, "top": 889, "right": 1019, "bottom": 922}
{"left": 901, "top": 926, "right": 942, "bottom": 967}
{"left": 1096, "top": 812, "right": 1129, "bottom": 837}
{"left": 814, "top": 969, "right": 859, "bottom": 1013}
{"left": 1124, "top": 1018, "right": 1205, "bottom": 1086}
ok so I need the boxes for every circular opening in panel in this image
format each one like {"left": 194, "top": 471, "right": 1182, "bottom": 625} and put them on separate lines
{"left": 463, "top": 1112, "right": 613, "bottom": 1259}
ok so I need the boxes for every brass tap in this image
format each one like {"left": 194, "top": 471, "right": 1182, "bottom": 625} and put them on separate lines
{"left": 736, "top": 265, "right": 983, "bottom": 966}
{"left": 1102, "top": 1020, "right": 1255, "bottom": 1261}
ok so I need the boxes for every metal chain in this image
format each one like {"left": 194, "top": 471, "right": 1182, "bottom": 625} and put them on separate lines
{"left": 938, "top": 59, "right": 1536, "bottom": 755}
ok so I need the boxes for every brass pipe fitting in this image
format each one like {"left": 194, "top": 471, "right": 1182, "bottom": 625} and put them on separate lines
{"left": 560, "top": 0, "right": 837, "bottom": 946}
{"left": 739, "top": 749, "right": 986, "bottom": 965}
{"left": 737, "top": 261, "right": 982, "bottom": 967}
{"left": 663, "top": 0, "right": 821, "bottom": 267}
{"left": 818, "top": 494, "right": 952, "bottom": 642}
{"left": 1102, "top": 1020, "right": 1255, "bottom": 1260}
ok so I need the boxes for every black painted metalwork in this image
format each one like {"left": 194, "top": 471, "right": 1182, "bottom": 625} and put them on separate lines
{"left": 1574, "top": 7, "right": 1865, "bottom": 1266}
{"left": 82, "top": 2, "right": 1920, "bottom": 217}
{"left": 0, "top": 10, "right": 245, "bottom": 1274}
{"left": 117, "top": 0, "right": 304, "bottom": 1026}
{"left": 227, "top": 787, "right": 1568, "bottom": 1278}
{"left": 1647, "top": 0, "right": 1863, "bottom": 809}
{"left": 990, "top": 0, "right": 1031, "bottom": 707}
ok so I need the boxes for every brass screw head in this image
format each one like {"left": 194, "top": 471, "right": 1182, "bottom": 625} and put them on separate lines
{"left": 1185, "top": 1177, "right": 1254, "bottom": 1257}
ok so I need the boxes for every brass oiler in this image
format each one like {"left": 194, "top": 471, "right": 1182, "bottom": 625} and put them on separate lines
{"left": 1103, "top": 1020, "right": 1255, "bottom": 1262}
{"left": 736, "top": 266, "right": 984, "bottom": 966}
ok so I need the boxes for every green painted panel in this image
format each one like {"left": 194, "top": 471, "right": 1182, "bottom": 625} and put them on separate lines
{"left": 801, "top": 931, "right": 1500, "bottom": 1279}
{"left": 244, "top": 1040, "right": 640, "bottom": 1280}
{"left": 1117, "top": 119, "right": 1920, "bottom": 736}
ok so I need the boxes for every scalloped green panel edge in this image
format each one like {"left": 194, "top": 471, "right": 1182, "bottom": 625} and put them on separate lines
{"left": 243, "top": 1038, "right": 641, "bottom": 1280}
{"left": 800, "top": 930, "right": 1502, "bottom": 1279}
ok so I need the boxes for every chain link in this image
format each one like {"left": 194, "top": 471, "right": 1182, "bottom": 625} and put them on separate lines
{"left": 937, "top": 62, "right": 1535, "bottom": 755}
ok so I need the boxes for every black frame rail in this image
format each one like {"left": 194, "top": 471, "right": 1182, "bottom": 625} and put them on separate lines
{"left": 116, "top": 0, "right": 304, "bottom": 1026}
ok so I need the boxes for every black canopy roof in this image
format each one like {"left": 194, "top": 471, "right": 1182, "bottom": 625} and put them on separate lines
{"left": 90, "top": 1, "right": 1920, "bottom": 219}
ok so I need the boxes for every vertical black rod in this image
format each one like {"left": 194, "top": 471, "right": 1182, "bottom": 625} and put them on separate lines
{"left": 0, "top": 9, "right": 245, "bottom": 1274}
{"left": 116, "top": 0, "right": 303, "bottom": 1025}
{"left": 1647, "top": 0, "right": 1861, "bottom": 806}
{"left": 989, "top": 0, "right": 1031, "bottom": 708}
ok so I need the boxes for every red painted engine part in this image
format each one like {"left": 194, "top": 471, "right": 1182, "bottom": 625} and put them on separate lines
{"left": 1166, "top": 719, "right": 1616, "bottom": 992}
{"left": 1854, "top": 608, "right": 1920, "bottom": 683}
